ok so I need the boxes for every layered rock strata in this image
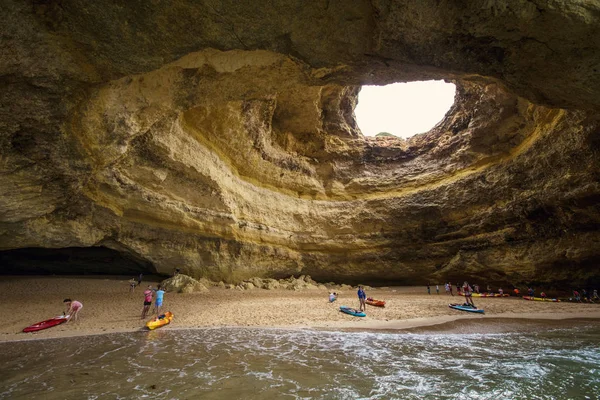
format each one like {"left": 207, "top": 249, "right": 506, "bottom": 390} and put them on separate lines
{"left": 1, "top": 0, "right": 599, "bottom": 286}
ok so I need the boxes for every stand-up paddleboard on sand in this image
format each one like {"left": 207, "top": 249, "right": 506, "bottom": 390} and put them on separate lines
{"left": 23, "top": 315, "right": 69, "bottom": 333}
{"left": 339, "top": 306, "right": 366, "bottom": 317}
{"left": 449, "top": 304, "right": 485, "bottom": 314}
{"left": 523, "top": 296, "right": 560, "bottom": 302}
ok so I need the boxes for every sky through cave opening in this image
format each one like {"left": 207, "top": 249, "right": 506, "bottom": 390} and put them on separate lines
{"left": 355, "top": 80, "right": 456, "bottom": 138}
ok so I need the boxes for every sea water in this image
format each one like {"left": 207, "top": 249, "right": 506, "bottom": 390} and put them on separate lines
{"left": 1, "top": 320, "right": 599, "bottom": 399}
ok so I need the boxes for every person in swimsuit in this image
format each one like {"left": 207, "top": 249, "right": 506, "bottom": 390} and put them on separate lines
{"left": 357, "top": 286, "right": 366, "bottom": 312}
{"left": 154, "top": 285, "right": 165, "bottom": 315}
{"left": 63, "top": 299, "right": 83, "bottom": 322}
{"left": 142, "top": 285, "right": 153, "bottom": 319}
{"left": 462, "top": 282, "right": 476, "bottom": 307}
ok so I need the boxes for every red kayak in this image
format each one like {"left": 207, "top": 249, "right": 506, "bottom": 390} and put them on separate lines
{"left": 23, "top": 315, "right": 69, "bottom": 333}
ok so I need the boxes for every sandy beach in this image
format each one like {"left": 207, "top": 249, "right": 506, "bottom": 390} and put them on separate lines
{"left": 2, "top": 275, "right": 599, "bottom": 342}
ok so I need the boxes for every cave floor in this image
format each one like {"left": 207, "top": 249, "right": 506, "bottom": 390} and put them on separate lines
{"left": 1, "top": 276, "right": 599, "bottom": 342}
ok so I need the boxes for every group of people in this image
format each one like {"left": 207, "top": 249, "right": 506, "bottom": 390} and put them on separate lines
{"left": 572, "top": 289, "right": 599, "bottom": 303}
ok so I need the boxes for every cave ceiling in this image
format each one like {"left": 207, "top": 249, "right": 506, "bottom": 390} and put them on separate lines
{"left": 1, "top": 0, "right": 599, "bottom": 285}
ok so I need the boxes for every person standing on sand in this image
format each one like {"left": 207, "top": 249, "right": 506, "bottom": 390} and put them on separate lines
{"left": 427, "top": 284, "right": 431, "bottom": 295}
{"left": 63, "top": 299, "right": 83, "bottom": 322}
{"left": 142, "top": 285, "right": 153, "bottom": 319}
{"left": 445, "top": 283, "right": 450, "bottom": 295}
{"left": 449, "top": 284, "right": 454, "bottom": 296}
{"left": 357, "top": 286, "right": 366, "bottom": 312}
{"left": 138, "top": 273, "right": 143, "bottom": 287}
{"left": 513, "top": 288, "right": 520, "bottom": 296}
{"left": 498, "top": 288, "right": 503, "bottom": 296}
{"left": 129, "top": 278, "right": 137, "bottom": 294}
{"left": 436, "top": 284, "right": 439, "bottom": 295}
{"left": 462, "top": 282, "right": 476, "bottom": 308}
{"left": 154, "top": 285, "right": 165, "bottom": 315}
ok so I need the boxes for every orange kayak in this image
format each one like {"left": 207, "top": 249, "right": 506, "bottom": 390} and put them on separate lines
{"left": 146, "top": 311, "right": 174, "bottom": 330}
{"left": 366, "top": 298, "right": 386, "bottom": 307}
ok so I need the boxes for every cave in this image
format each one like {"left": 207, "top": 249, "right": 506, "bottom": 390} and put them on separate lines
{"left": 1, "top": 1, "right": 599, "bottom": 286}
{"left": 0, "top": 247, "right": 156, "bottom": 275}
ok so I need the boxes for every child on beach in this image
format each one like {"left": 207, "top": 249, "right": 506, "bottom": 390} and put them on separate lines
{"left": 154, "top": 285, "right": 165, "bottom": 315}
{"left": 142, "top": 285, "right": 153, "bottom": 319}
{"left": 129, "top": 278, "right": 137, "bottom": 293}
{"left": 329, "top": 292, "right": 338, "bottom": 302}
{"left": 63, "top": 299, "right": 83, "bottom": 322}
{"left": 357, "top": 286, "right": 366, "bottom": 312}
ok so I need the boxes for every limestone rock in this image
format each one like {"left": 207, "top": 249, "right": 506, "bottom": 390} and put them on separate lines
{"left": 161, "top": 274, "right": 208, "bottom": 294}
{"left": 1, "top": 0, "right": 599, "bottom": 288}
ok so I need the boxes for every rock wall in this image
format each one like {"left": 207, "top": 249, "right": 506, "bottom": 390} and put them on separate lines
{"left": 1, "top": 0, "right": 599, "bottom": 285}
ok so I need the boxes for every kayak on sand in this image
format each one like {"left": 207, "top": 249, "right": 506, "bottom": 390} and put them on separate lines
{"left": 339, "top": 306, "right": 366, "bottom": 317}
{"left": 522, "top": 296, "right": 560, "bottom": 302}
{"left": 146, "top": 311, "right": 174, "bottom": 330}
{"left": 366, "top": 297, "right": 386, "bottom": 307}
{"left": 458, "top": 292, "right": 509, "bottom": 298}
{"left": 449, "top": 303, "right": 485, "bottom": 314}
{"left": 23, "top": 315, "right": 69, "bottom": 333}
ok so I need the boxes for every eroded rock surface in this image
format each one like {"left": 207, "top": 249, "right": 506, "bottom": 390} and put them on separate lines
{"left": 1, "top": 0, "right": 599, "bottom": 286}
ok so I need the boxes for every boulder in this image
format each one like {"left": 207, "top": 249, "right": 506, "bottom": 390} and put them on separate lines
{"left": 161, "top": 274, "right": 208, "bottom": 294}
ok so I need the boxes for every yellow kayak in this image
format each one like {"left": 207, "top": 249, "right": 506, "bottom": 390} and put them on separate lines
{"left": 146, "top": 311, "right": 174, "bottom": 330}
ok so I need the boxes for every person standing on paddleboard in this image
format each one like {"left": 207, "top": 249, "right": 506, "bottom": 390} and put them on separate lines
{"left": 357, "top": 286, "right": 367, "bottom": 312}
{"left": 63, "top": 299, "right": 83, "bottom": 322}
{"left": 142, "top": 285, "right": 153, "bottom": 319}
{"left": 462, "top": 282, "right": 476, "bottom": 308}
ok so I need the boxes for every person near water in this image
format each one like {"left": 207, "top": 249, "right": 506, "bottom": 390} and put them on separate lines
{"left": 329, "top": 292, "right": 337, "bottom": 302}
{"left": 63, "top": 299, "right": 83, "bottom": 322}
{"left": 592, "top": 289, "right": 599, "bottom": 303}
{"left": 154, "top": 285, "right": 165, "bottom": 315}
{"left": 527, "top": 287, "right": 534, "bottom": 297}
{"left": 427, "top": 284, "right": 431, "bottom": 295}
{"left": 137, "top": 273, "right": 143, "bottom": 286}
{"left": 357, "top": 286, "right": 367, "bottom": 312}
{"left": 436, "top": 284, "right": 440, "bottom": 295}
{"left": 498, "top": 288, "right": 503, "bottom": 296}
{"left": 142, "top": 285, "right": 153, "bottom": 319}
{"left": 513, "top": 288, "right": 520, "bottom": 296}
{"left": 449, "top": 283, "right": 454, "bottom": 296}
{"left": 445, "top": 283, "right": 450, "bottom": 295}
{"left": 474, "top": 284, "right": 480, "bottom": 294}
{"left": 573, "top": 290, "right": 581, "bottom": 302}
{"left": 540, "top": 291, "right": 547, "bottom": 299}
{"left": 462, "top": 282, "right": 476, "bottom": 307}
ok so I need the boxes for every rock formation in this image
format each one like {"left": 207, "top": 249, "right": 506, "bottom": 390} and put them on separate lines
{"left": 1, "top": 1, "right": 599, "bottom": 286}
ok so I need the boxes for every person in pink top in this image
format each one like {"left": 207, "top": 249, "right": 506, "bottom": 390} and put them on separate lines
{"left": 63, "top": 299, "right": 83, "bottom": 322}
{"left": 141, "top": 285, "right": 154, "bottom": 319}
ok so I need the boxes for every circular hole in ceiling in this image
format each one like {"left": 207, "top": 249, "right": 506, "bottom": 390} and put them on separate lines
{"left": 355, "top": 80, "right": 456, "bottom": 138}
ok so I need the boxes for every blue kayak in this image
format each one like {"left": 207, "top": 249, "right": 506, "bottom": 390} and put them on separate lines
{"left": 340, "top": 306, "right": 366, "bottom": 317}
{"left": 449, "top": 304, "right": 485, "bottom": 314}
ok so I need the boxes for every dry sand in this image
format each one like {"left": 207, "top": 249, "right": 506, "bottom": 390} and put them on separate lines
{"left": 2, "top": 276, "right": 599, "bottom": 342}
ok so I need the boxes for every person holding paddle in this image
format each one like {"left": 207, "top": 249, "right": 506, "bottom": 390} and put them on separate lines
{"left": 462, "top": 282, "right": 476, "bottom": 308}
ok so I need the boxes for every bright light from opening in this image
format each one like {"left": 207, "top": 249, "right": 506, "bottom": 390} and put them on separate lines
{"left": 355, "top": 80, "right": 456, "bottom": 138}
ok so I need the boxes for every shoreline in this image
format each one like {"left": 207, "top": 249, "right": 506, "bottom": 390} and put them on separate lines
{"left": 2, "top": 275, "right": 599, "bottom": 342}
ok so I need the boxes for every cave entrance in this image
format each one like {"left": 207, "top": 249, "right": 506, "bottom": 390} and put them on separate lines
{"left": 0, "top": 247, "right": 156, "bottom": 275}
{"left": 355, "top": 80, "right": 456, "bottom": 138}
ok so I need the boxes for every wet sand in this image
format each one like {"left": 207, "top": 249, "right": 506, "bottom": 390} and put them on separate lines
{"left": 2, "top": 275, "right": 599, "bottom": 342}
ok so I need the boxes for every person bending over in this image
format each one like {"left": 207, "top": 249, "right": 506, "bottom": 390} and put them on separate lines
{"left": 63, "top": 299, "right": 83, "bottom": 322}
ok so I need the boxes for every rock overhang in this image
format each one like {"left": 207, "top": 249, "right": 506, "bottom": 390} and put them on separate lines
{"left": 1, "top": 0, "right": 600, "bottom": 286}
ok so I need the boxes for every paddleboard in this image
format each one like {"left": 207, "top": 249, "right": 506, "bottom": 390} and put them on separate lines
{"left": 522, "top": 296, "right": 560, "bottom": 302}
{"left": 23, "top": 315, "right": 69, "bottom": 333}
{"left": 449, "top": 304, "right": 484, "bottom": 314}
{"left": 146, "top": 311, "right": 174, "bottom": 330}
{"left": 339, "top": 306, "right": 366, "bottom": 317}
